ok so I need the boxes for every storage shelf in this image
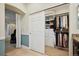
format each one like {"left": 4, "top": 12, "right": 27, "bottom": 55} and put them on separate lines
{"left": 62, "top": 31, "right": 69, "bottom": 33}
{"left": 45, "top": 13, "right": 69, "bottom": 49}
{"left": 45, "top": 15, "right": 54, "bottom": 29}
{"left": 55, "top": 29, "right": 69, "bottom": 33}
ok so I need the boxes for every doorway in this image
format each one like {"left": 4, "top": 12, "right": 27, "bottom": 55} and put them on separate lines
{"left": 45, "top": 14, "right": 69, "bottom": 56}
{"left": 5, "top": 9, "right": 16, "bottom": 53}
{"left": 44, "top": 4, "right": 70, "bottom": 56}
{"left": 5, "top": 8, "right": 21, "bottom": 55}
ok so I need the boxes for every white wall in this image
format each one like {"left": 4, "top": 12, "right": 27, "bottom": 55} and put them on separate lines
{"left": 69, "top": 3, "right": 79, "bottom": 56}
{"left": 20, "top": 4, "right": 29, "bottom": 35}
{"left": 0, "top": 4, "right": 5, "bottom": 39}
{"left": 21, "top": 13, "right": 29, "bottom": 35}
{"left": 27, "top": 3, "right": 63, "bottom": 14}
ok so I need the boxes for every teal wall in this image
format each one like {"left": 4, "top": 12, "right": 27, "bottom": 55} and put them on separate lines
{"left": 21, "top": 35, "right": 29, "bottom": 47}
{"left": 0, "top": 40, "right": 5, "bottom": 56}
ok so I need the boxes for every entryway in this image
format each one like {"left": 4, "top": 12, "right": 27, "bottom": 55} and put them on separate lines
{"left": 5, "top": 4, "right": 22, "bottom": 55}
{"left": 45, "top": 4, "right": 69, "bottom": 56}
{"left": 5, "top": 8, "right": 16, "bottom": 53}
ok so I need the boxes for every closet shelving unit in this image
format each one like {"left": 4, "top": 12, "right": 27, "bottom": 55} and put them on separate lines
{"left": 55, "top": 13, "right": 69, "bottom": 50}
{"left": 45, "top": 16, "right": 54, "bottom": 29}
{"left": 45, "top": 12, "right": 69, "bottom": 50}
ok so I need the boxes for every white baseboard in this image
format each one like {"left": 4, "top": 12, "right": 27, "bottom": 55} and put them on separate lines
{"left": 22, "top": 45, "right": 30, "bottom": 49}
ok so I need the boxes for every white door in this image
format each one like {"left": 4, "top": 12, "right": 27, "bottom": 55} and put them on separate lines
{"left": 16, "top": 14, "right": 21, "bottom": 48}
{"left": 29, "top": 11, "right": 45, "bottom": 53}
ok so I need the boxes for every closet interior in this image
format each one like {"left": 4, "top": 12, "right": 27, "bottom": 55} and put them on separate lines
{"left": 55, "top": 13, "right": 69, "bottom": 49}
{"left": 45, "top": 4, "right": 69, "bottom": 56}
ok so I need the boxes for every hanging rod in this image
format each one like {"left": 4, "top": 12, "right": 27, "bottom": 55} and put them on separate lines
{"left": 45, "top": 12, "right": 69, "bottom": 17}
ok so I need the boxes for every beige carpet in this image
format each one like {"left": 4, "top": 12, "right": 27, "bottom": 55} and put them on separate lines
{"left": 6, "top": 48, "right": 46, "bottom": 56}
{"left": 45, "top": 46, "right": 69, "bottom": 56}
{"left": 6, "top": 46, "right": 69, "bottom": 56}
{"left": 5, "top": 38, "right": 68, "bottom": 56}
{"left": 5, "top": 37, "right": 45, "bottom": 56}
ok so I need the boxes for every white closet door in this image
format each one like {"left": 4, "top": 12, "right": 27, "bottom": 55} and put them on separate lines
{"left": 16, "top": 14, "right": 21, "bottom": 48}
{"left": 29, "top": 11, "right": 45, "bottom": 53}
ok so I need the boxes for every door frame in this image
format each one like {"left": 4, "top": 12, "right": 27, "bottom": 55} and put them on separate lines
{"left": 16, "top": 14, "right": 21, "bottom": 48}
{"left": 5, "top": 5, "right": 23, "bottom": 49}
{"left": 5, "top": 9, "right": 22, "bottom": 48}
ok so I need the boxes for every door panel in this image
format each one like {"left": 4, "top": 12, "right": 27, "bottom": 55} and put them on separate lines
{"left": 29, "top": 11, "right": 45, "bottom": 53}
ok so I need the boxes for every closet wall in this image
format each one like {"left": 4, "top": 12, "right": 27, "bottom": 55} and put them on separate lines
{"left": 45, "top": 4, "right": 70, "bottom": 48}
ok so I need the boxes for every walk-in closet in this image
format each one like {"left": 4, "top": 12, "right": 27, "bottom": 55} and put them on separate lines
{"left": 45, "top": 4, "right": 69, "bottom": 56}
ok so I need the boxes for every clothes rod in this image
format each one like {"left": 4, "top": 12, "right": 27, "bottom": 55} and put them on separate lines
{"left": 45, "top": 12, "right": 69, "bottom": 17}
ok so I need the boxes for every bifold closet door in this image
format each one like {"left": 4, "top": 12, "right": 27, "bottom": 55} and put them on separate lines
{"left": 29, "top": 11, "right": 45, "bottom": 53}
{"left": 16, "top": 14, "right": 21, "bottom": 48}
